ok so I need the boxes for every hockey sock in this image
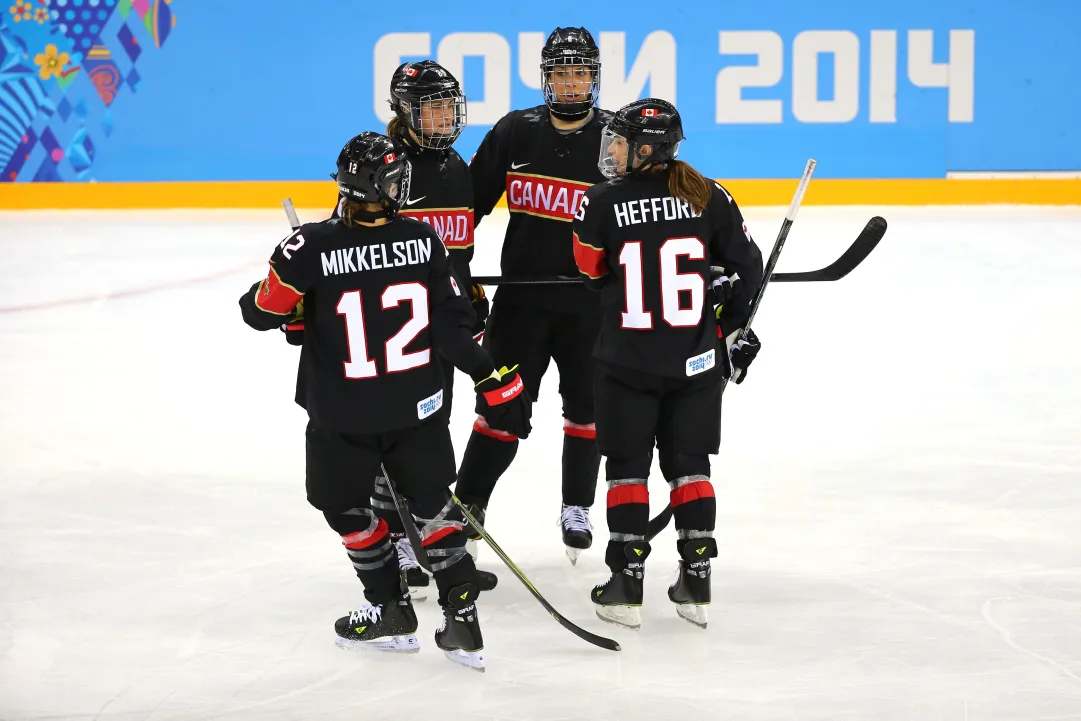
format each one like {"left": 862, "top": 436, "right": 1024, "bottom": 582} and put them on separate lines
{"left": 326, "top": 509, "right": 401, "bottom": 605}
{"left": 417, "top": 499, "right": 478, "bottom": 606}
{"left": 668, "top": 475, "right": 716, "bottom": 542}
{"left": 370, "top": 473, "right": 406, "bottom": 535}
{"left": 454, "top": 418, "right": 519, "bottom": 508}
{"left": 603, "top": 477, "right": 649, "bottom": 573}
{"left": 562, "top": 420, "right": 601, "bottom": 507}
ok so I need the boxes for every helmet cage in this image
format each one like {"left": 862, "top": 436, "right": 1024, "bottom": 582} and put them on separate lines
{"left": 541, "top": 54, "right": 600, "bottom": 118}
{"left": 396, "top": 86, "right": 467, "bottom": 150}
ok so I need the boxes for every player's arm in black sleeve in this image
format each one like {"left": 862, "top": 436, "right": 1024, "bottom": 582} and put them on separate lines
{"left": 428, "top": 239, "right": 496, "bottom": 381}
{"left": 709, "top": 184, "right": 764, "bottom": 336}
{"left": 572, "top": 191, "right": 611, "bottom": 290}
{"left": 469, "top": 115, "right": 512, "bottom": 227}
{"left": 239, "top": 225, "right": 318, "bottom": 331}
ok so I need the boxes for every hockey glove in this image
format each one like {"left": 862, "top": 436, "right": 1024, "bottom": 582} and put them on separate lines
{"left": 279, "top": 298, "right": 305, "bottom": 346}
{"left": 710, "top": 266, "right": 741, "bottom": 316}
{"left": 470, "top": 283, "right": 489, "bottom": 341}
{"left": 475, "top": 365, "right": 532, "bottom": 438}
{"left": 723, "top": 328, "right": 761, "bottom": 384}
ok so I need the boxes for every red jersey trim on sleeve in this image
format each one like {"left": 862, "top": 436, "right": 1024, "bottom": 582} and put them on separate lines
{"left": 573, "top": 231, "right": 608, "bottom": 280}
{"left": 253, "top": 265, "right": 303, "bottom": 315}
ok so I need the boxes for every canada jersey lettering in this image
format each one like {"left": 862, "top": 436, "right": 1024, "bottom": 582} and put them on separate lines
{"left": 400, "top": 207, "right": 474, "bottom": 249}
{"left": 505, "top": 172, "right": 591, "bottom": 222}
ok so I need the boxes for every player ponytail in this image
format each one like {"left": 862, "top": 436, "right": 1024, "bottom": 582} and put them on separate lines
{"left": 386, "top": 115, "right": 404, "bottom": 139}
{"left": 666, "top": 160, "right": 713, "bottom": 215}
{"left": 341, "top": 198, "right": 387, "bottom": 228}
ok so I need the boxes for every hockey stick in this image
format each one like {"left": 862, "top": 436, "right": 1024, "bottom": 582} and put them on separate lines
{"left": 283, "top": 197, "right": 301, "bottom": 231}
{"left": 453, "top": 495, "right": 622, "bottom": 652}
{"left": 380, "top": 464, "right": 435, "bottom": 573}
{"left": 645, "top": 158, "right": 820, "bottom": 541}
{"left": 472, "top": 220, "right": 883, "bottom": 287}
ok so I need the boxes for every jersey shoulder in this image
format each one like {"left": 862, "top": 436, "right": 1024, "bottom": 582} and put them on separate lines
{"left": 583, "top": 178, "right": 624, "bottom": 204}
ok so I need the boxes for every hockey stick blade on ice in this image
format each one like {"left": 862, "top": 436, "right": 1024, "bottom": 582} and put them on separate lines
{"left": 453, "top": 495, "right": 622, "bottom": 652}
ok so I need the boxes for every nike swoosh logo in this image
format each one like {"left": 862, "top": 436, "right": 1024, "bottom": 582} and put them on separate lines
{"left": 405, "top": 196, "right": 427, "bottom": 206}
{"left": 510, "top": 162, "right": 530, "bottom": 169}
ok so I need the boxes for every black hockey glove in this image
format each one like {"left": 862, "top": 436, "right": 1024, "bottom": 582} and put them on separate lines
{"left": 470, "top": 283, "right": 489, "bottom": 341}
{"left": 475, "top": 365, "right": 532, "bottom": 438}
{"left": 279, "top": 298, "right": 305, "bottom": 346}
{"left": 710, "top": 266, "right": 741, "bottom": 315}
{"left": 725, "top": 328, "right": 761, "bottom": 384}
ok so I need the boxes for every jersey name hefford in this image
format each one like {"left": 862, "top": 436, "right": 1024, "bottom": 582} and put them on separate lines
{"left": 613, "top": 196, "right": 702, "bottom": 228}
{"left": 506, "top": 172, "right": 592, "bottom": 222}
{"left": 320, "top": 238, "right": 432, "bottom": 276}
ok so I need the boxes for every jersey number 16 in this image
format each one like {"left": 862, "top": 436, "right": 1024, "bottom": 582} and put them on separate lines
{"left": 619, "top": 237, "right": 706, "bottom": 330}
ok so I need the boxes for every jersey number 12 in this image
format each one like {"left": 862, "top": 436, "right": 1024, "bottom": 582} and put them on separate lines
{"left": 336, "top": 283, "right": 430, "bottom": 378}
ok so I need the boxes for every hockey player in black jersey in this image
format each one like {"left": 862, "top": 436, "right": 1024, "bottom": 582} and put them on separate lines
{"left": 239, "top": 132, "right": 532, "bottom": 670}
{"left": 572, "top": 99, "right": 764, "bottom": 630}
{"left": 457, "top": 27, "right": 611, "bottom": 565}
{"left": 284, "top": 61, "right": 492, "bottom": 599}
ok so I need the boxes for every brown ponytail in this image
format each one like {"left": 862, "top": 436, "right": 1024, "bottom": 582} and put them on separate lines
{"left": 340, "top": 198, "right": 385, "bottom": 228}
{"left": 666, "top": 160, "right": 713, "bottom": 215}
{"left": 386, "top": 115, "right": 404, "bottom": 139}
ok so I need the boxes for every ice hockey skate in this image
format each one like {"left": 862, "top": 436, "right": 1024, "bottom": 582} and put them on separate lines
{"left": 559, "top": 504, "right": 593, "bottom": 565}
{"left": 668, "top": 538, "right": 716, "bottom": 628}
{"left": 394, "top": 536, "right": 430, "bottom": 602}
{"left": 334, "top": 590, "right": 419, "bottom": 653}
{"left": 435, "top": 583, "right": 485, "bottom": 671}
{"left": 591, "top": 541, "right": 649, "bottom": 630}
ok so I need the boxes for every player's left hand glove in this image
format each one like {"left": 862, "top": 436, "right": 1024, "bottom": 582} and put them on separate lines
{"left": 474, "top": 365, "right": 532, "bottom": 438}
{"left": 470, "top": 283, "right": 489, "bottom": 341}
{"left": 722, "top": 328, "right": 761, "bottom": 384}
{"left": 279, "top": 297, "right": 304, "bottom": 346}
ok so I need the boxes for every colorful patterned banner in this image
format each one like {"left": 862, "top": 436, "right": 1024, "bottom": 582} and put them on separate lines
{"left": 0, "top": 0, "right": 174, "bottom": 181}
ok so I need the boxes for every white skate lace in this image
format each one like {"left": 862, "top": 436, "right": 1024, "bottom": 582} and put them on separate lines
{"left": 559, "top": 505, "right": 593, "bottom": 533}
{"left": 348, "top": 603, "right": 384, "bottom": 625}
{"left": 395, "top": 537, "right": 422, "bottom": 572}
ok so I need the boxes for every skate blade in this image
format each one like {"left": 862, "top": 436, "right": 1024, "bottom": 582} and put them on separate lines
{"left": 408, "top": 586, "right": 428, "bottom": 602}
{"left": 565, "top": 546, "right": 582, "bottom": 566}
{"left": 443, "top": 648, "right": 486, "bottom": 672}
{"left": 335, "top": 633, "right": 420, "bottom": 653}
{"left": 465, "top": 538, "right": 479, "bottom": 561}
{"left": 595, "top": 604, "right": 641, "bottom": 630}
{"left": 676, "top": 604, "right": 708, "bottom": 629}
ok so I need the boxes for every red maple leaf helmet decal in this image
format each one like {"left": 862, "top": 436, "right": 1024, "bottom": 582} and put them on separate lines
{"left": 642, "top": 108, "right": 657, "bottom": 117}
{"left": 403, "top": 66, "right": 419, "bottom": 77}
{"left": 384, "top": 152, "right": 397, "bottom": 164}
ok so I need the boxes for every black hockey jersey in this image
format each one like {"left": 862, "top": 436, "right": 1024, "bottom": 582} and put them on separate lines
{"left": 239, "top": 216, "right": 494, "bottom": 434}
{"left": 470, "top": 105, "right": 612, "bottom": 314}
{"left": 333, "top": 146, "right": 475, "bottom": 288}
{"left": 572, "top": 173, "right": 764, "bottom": 379}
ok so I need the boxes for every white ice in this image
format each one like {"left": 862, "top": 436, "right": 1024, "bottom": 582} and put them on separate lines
{"left": 2, "top": 206, "right": 1081, "bottom": 720}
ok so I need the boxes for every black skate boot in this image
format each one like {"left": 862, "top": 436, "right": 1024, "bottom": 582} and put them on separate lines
{"left": 334, "top": 585, "right": 419, "bottom": 653}
{"left": 668, "top": 538, "right": 717, "bottom": 628}
{"left": 393, "top": 536, "right": 431, "bottom": 602}
{"left": 591, "top": 541, "right": 650, "bottom": 630}
{"left": 559, "top": 504, "right": 593, "bottom": 566}
{"left": 435, "top": 583, "right": 485, "bottom": 672}
{"left": 462, "top": 503, "right": 485, "bottom": 561}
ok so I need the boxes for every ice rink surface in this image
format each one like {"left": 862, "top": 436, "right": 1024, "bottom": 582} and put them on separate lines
{"left": 2, "top": 205, "right": 1080, "bottom": 720}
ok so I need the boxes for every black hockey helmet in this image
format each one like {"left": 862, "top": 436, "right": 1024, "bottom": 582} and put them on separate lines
{"left": 334, "top": 132, "right": 412, "bottom": 220}
{"left": 598, "top": 98, "right": 684, "bottom": 179}
{"left": 388, "top": 60, "right": 466, "bottom": 151}
{"left": 540, "top": 27, "right": 601, "bottom": 120}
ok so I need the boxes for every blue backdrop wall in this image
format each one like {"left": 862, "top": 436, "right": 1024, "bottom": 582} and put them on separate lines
{"left": 1, "top": 0, "right": 1078, "bottom": 183}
